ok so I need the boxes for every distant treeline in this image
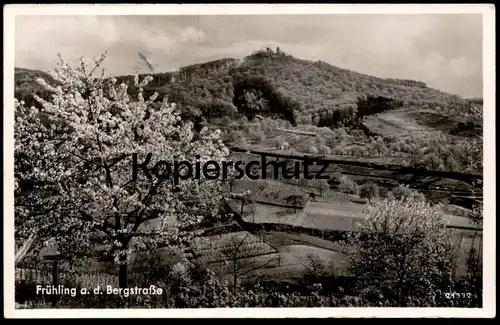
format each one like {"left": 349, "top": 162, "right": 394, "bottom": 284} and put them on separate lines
{"left": 466, "top": 98, "right": 483, "bottom": 105}
{"left": 381, "top": 78, "right": 427, "bottom": 88}
{"left": 317, "top": 96, "right": 403, "bottom": 128}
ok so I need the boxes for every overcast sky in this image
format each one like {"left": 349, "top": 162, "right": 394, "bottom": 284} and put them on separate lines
{"left": 15, "top": 14, "right": 483, "bottom": 98}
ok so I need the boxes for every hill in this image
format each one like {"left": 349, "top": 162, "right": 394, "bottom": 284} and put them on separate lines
{"left": 103, "top": 49, "right": 481, "bottom": 129}
{"left": 14, "top": 68, "right": 58, "bottom": 108}
{"left": 14, "top": 50, "right": 483, "bottom": 303}
{"left": 15, "top": 49, "right": 482, "bottom": 126}
{"left": 14, "top": 48, "right": 483, "bottom": 175}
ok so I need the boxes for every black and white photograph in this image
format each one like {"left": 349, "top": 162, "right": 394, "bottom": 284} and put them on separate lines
{"left": 4, "top": 4, "right": 495, "bottom": 318}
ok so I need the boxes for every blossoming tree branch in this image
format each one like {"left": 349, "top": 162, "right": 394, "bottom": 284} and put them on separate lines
{"left": 14, "top": 50, "right": 230, "bottom": 288}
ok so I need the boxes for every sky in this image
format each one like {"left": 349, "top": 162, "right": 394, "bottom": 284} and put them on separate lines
{"left": 15, "top": 14, "right": 483, "bottom": 98}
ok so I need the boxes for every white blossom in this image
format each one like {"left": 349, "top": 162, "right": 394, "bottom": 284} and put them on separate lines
{"left": 15, "top": 51, "right": 229, "bottom": 267}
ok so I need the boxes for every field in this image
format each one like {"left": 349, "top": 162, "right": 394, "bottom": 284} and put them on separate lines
{"left": 230, "top": 178, "right": 268, "bottom": 196}
{"left": 230, "top": 178, "right": 309, "bottom": 208}
{"left": 229, "top": 199, "right": 305, "bottom": 225}
{"left": 223, "top": 244, "right": 351, "bottom": 282}
{"left": 363, "top": 108, "right": 442, "bottom": 138}
{"left": 191, "top": 231, "right": 277, "bottom": 260}
{"left": 257, "top": 180, "right": 309, "bottom": 207}
{"left": 95, "top": 171, "right": 481, "bottom": 286}
{"left": 193, "top": 227, "right": 482, "bottom": 283}
{"left": 363, "top": 108, "right": 482, "bottom": 141}
{"left": 221, "top": 172, "right": 482, "bottom": 283}
{"left": 299, "top": 201, "right": 364, "bottom": 231}
{"left": 233, "top": 189, "right": 480, "bottom": 231}
{"left": 196, "top": 226, "right": 483, "bottom": 283}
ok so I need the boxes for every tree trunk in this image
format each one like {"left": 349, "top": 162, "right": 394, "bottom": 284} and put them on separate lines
{"left": 233, "top": 275, "right": 238, "bottom": 293}
{"left": 51, "top": 261, "right": 59, "bottom": 307}
{"left": 119, "top": 260, "right": 128, "bottom": 288}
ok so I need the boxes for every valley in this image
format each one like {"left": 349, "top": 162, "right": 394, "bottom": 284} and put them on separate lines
{"left": 14, "top": 47, "right": 484, "bottom": 306}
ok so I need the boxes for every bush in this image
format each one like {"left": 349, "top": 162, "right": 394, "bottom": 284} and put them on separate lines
{"left": 338, "top": 176, "right": 359, "bottom": 196}
{"left": 389, "top": 184, "right": 425, "bottom": 202}
{"left": 344, "top": 195, "right": 456, "bottom": 303}
{"left": 359, "top": 182, "right": 380, "bottom": 203}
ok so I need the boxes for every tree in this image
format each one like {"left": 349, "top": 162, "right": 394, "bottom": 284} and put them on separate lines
{"left": 231, "top": 190, "right": 253, "bottom": 217}
{"left": 318, "top": 179, "right": 330, "bottom": 196}
{"left": 197, "top": 232, "right": 276, "bottom": 292}
{"left": 359, "top": 182, "right": 380, "bottom": 204}
{"left": 285, "top": 195, "right": 304, "bottom": 213}
{"left": 223, "top": 169, "right": 238, "bottom": 193}
{"left": 339, "top": 175, "right": 359, "bottom": 196}
{"left": 249, "top": 200, "right": 257, "bottom": 223}
{"left": 333, "top": 145, "right": 345, "bottom": 156}
{"left": 421, "top": 153, "right": 444, "bottom": 171}
{"left": 297, "top": 177, "right": 309, "bottom": 189}
{"left": 318, "top": 145, "right": 331, "bottom": 155}
{"left": 345, "top": 195, "right": 455, "bottom": 303}
{"left": 14, "top": 51, "right": 229, "bottom": 288}
{"left": 470, "top": 203, "right": 483, "bottom": 226}
{"left": 303, "top": 253, "right": 327, "bottom": 285}
{"left": 390, "top": 184, "right": 425, "bottom": 202}
{"left": 227, "top": 131, "right": 244, "bottom": 144}
{"left": 352, "top": 147, "right": 363, "bottom": 158}
{"left": 443, "top": 154, "right": 460, "bottom": 172}
{"left": 221, "top": 116, "right": 232, "bottom": 126}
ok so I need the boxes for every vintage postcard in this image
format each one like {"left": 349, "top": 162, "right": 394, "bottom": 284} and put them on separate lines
{"left": 3, "top": 4, "right": 495, "bottom": 318}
